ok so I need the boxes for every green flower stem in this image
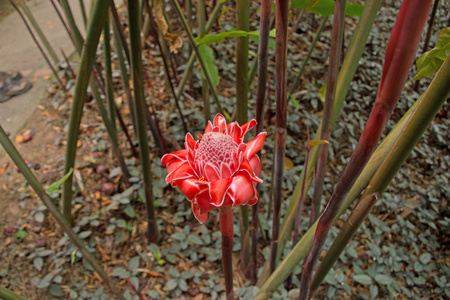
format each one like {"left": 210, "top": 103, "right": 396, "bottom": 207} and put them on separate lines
{"left": 0, "top": 126, "right": 124, "bottom": 300}
{"left": 289, "top": 16, "right": 328, "bottom": 95}
{"left": 128, "top": 0, "right": 160, "bottom": 243}
{"left": 219, "top": 206, "right": 234, "bottom": 299}
{"left": 170, "top": 0, "right": 226, "bottom": 117}
{"left": 198, "top": 0, "right": 211, "bottom": 122}
{"left": 311, "top": 56, "right": 450, "bottom": 291}
{"left": 61, "top": 0, "right": 110, "bottom": 225}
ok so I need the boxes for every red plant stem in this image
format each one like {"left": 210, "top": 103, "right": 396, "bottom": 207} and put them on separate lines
{"left": 61, "top": 49, "right": 76, "bottom": 79}
{"left": 310, "top": 0, "right": 346, "bottom": 226}
{"left": 250, "top": 0, "right": 271, "bottom": 284}
{"left": 219, "top": 206, "right": 234, "bottom": 299}
{"left": 269, "top": 0, "right": 289, "bottom": 274}
{"left": 9, "top": 0, "right": 66, "bottom": 92}
{"left": 298, "top": 1, "right": 432, "bottom": 298}
{"left": 126, "top": 278, "right": 145, "bottom": 300}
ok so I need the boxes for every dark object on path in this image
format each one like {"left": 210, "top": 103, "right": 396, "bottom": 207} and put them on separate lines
{"left": 0, "top": 71, "right": 32, "bottom": 103}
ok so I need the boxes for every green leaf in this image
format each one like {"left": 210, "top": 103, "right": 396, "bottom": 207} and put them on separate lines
{"left": 318, "top": 84, "right": 327, "bottom": 102}
{"left": 198, "top": 44, "right": 219, "bottom": 87}
{"left": 111, "top": 267, "right": 130, "bottom": 279}
{"left": 414, "top": 28, "right": 450, "bottom": 80}
{"left": 163, "top": 279, "right": 178, "bottom": 291}
{"left": 48, "top": 284, "right": 63, "bottom": 297}
{"left": 197, "top": 30, "right": 249, "bottom": 45}
{"left": 309, "top": 139, "right": 330, "bottom": 148}
{"left": 124, "top": 204, "right": 136, "bottom": 218}
{"left": 419, "top": 253, "right": 432, "bottom": 264}
{"left": 374, "top": 274, "right": 393, "bottom": 285}
{"left": 353, "top": 274, "right": 373, "bottom": 285}
{"left": 290, "top": 94, "right": 300, "bottom": 110}
{"left": 187, "top": 234, "right": 204, "bottom": 245}
{"left": 291, "top": 0, "right": 364, "bottom": 17}
{"left": 46, "top": 168, "right": 74, "bottom": 194}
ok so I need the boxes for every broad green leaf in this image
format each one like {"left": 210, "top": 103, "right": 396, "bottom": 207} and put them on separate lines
{"left": 197, "top": 44, "right": 219, "bottom": 87}
{"left": 414, "top": 27, "right": 450, "bottom": 80}
{"left": 291, "top": 0, "right": 364, "bottom": 17}
{"left": 353, "top": 274, "right": 373, "bottom": 285}
{"left": 309, "top": 139, "right": 330, "bottom": 148}
{"left": 318, "top": 84, "right": 327, "bottom": 102}
{"left": 46, "top": 168, "right": 74, "bottom": 194}
{"left": 374, "top": 274, "right": 393, "bottom": 285}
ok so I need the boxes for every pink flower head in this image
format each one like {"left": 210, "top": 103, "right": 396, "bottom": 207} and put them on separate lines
{"left": 161, "top": 114, "right": 266, "bottom": 223}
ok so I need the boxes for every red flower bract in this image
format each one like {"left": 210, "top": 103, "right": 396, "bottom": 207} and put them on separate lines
{"left": 161, "top": 114, "right": 266, "bottom": 223}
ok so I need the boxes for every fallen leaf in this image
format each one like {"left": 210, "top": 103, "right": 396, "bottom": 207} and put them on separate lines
{"left": 153, "top": 0, "right": 183, "bottom": 53}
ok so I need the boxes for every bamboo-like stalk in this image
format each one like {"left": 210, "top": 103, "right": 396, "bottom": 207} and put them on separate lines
{"left": 249, "top": 0, "right": 271, "bottom": 284}
{"left": 256, "top": 94, "right": 422, "bottom": 296}
{"left": 413, "top": 0, "right": 440, "bottom": 92}
{"left": 170, "top": 0, "right": 226, "bottom": 117}
{"left": 311, "top": 56, "right": 450, "bottom": 292}
{"left": 9, "top": 0, "right": 65, "bottom": 91}
{"left": 50, "top": 0, "right": 76, "bottom": 48}
{"left": 285, "top": 128, "right": 311, "bottom": 289}
{"left": 299, "top": 1, "right": 432, "bottom": 297}
{"left": 60, "top": 0, "right": 84, "bottom": 53}
{"left": 198, "top": 0, "right": 211, "bottom": 122}
{"left": 0, "top": 126, "right": 125, "bottom": 300}
{"left": 103, "top": 15, "right": 131, "bottom": 180}
{"left": 219, "top": 206, "right": 235, "bottom": 299}
{"left": 257, "top": 0, "right": 385, "bottom": 285}
{"left": 79, "top": 0, "right": 88, "bottom": 28}
{"left": 0, "top": 286, "right": 27, "bottom": 300}
{"left": 61, "top": 1, "right": 110, "bottom": 225}
{"left": 174, "top": 0, "right": 225, "bottom": 101}
{"left": 290, "top": 17, "right": 329, "bottom": 94}
{"left": 145, "top": 3, "right": 188, "bottom": 134}
{"left": 309, "top": 0, "right": 346, "bottom": 228}
{"left": 269, "top": 0, "right": 289, "bottom": 274}
{"left": 17, "top": 0, "right": 59, "bottom": 64}
{"left": 128, "top": 0, "right": 160, "bottom": 243}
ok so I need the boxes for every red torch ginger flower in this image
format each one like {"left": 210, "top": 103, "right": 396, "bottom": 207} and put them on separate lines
{"left": 161, "top": 114, "right": 266, "bottom": 223}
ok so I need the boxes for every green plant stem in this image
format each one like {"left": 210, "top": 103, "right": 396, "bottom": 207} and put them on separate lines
{"left": 309, "top": 0, "right": 345, "bottom": 228}
{"left": 9, "top": 0, "right": 65, "bottom": 92}
{"left": 299, "top": 1, "right": 432, "bottom": 296}
{"left": 413, "top": 0, "right": 440, "bottom": 92}
{"left": 219, "top": 206, "right": 234, "bottom": 299}
{"left": 257, "top": 0, "right": 384, "bottom": 285}
{"left": 0, "top": 126, "right": 124, "bottom": 300}
{"left": 103, "top": 15, "right": 131, "bottom": 180}
{"left": 128, "top": 0, "right": 160, "bottom": 243}
{"left": 145, "top": 3, "right": 188, "bottom": 134}
{"left": 311, "top": 56, "right": 450, "bottom": 291}
{"left": 175, "top": 0, "right": 225, "bottom": 101}
{"left": 17, "top": 0, "right": 59, "bottom": 64}
{"left": 60, "top": 0, "right": 84, "bottom": 53}
{"left": 256, "top": 94, "right": 422, "bottom": 295}
{"left": 61, "top": 0, "right": 110, "bottom": 225}
{"left": 79, "top": 0, "right": 88, "bottom": 28}
{"left": 290, "top": 16, "right": 328, "bottom": 94}
{"left": 50, "top": 0, "right": 76, "bottom": 48}
{"left": 269, "top": 0, "right": 289, "bottom": 274}
{"left": 0, "top": 286, "right": 27, "bottom": 300}
{"left": 170, "top": 0, "right": 226, "bottom": 117}
{"left": 198, "top": 0, "right": 210, "bottom": 122}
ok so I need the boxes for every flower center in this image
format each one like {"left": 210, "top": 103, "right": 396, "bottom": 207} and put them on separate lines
{"left": 195, "top": 132, "right": 237, "bottom": 174}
